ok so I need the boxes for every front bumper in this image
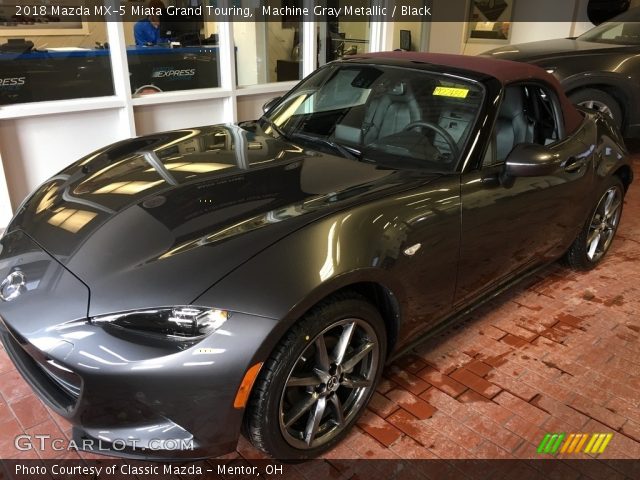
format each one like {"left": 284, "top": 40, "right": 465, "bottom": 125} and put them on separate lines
{"left": 0, "top": 309, "right": 278, "bottom": 460}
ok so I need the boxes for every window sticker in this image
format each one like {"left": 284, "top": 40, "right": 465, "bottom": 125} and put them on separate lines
{"left": 433, "top": 86, "right": 470, "bottom": 98}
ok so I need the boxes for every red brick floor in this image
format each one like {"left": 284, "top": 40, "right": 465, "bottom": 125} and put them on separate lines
{"left": 0, "top": 160, "right": 638, "bottom": 463}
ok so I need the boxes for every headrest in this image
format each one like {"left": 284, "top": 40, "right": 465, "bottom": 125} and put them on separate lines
{"left": 372, "top": 80, "right": 406, "bottom": 96}
{"left": 499, "top": 87, "right": 525, "bottom": 119}
{"left": 389, "top": 82, "right": 406, "bottom": 96}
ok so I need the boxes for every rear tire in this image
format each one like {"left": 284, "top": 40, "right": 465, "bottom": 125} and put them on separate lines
{"left": 564, "top": 176, "right": 625, "bottom": 270}
{"left": 569, "top": 88, "right": 623, "bottom": 130}
{"left": 244, "top": 293, "right": 386, "bottom": 459}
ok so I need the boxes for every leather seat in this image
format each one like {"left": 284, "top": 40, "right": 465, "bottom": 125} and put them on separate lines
{"left": 495, "top": 87, "right": 534, "bottom": 162}
{"left": 362, "top": 81, "right": 422, "bottom": 144}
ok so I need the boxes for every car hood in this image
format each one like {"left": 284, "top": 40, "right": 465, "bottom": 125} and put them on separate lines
{"left": 6, "top": 124, "right": 433, "bottom": 317}
{"left": 484, "top": 38, "right": 629, "bottom": 62}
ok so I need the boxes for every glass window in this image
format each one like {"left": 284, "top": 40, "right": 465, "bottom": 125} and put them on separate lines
{"left": 319, "top": 1, "right": 370, "bottom": 65}
{"left": 234, "top": 9, "right": 302, "bottom": 85}
{"left": 125, "top": 1, "right": 222, "bottom": 97}
{"left": 0, "top": 10, "right": 113, "bottom": 105}
{"left": 392, "top": 22, "right": 424, "bottom": 51}
{"left": 262, "top": 64, "right": 484, "bottom": 172}
{"left": 578, "top": 21, "right": 640, "bottom": 45}
{"left": 493, "top": 84, "right": 561, "bottom": 163}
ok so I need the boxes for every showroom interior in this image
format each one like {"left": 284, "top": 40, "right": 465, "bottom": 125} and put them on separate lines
{"left": 2, "top": 0, "right": 636, "bottom": 228}
{"left": 0, "top": 0, "right": 639, "bottom": 467}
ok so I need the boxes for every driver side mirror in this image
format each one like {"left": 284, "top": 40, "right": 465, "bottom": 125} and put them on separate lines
{"left": 504, "top": 143, "right": 559, "bottom": 177}
{"left": 262, "top": 96, "right": 281, "bottom": 114}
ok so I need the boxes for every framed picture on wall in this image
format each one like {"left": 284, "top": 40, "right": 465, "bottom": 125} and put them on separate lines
{"left": 466, "top": 0, "right": 514, "bottom": 43}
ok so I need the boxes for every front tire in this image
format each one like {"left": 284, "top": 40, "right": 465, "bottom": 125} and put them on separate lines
{"left": 564, "top": 177, "right": 624, "bottom": 270}
{"left": 244, "top": 294, "right": 386, "bottom": 459}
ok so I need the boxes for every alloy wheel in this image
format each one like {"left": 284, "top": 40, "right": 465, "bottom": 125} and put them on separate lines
{"left": 579, "top": 100, "right": 613, "bottom": 119}
{"left": 586, "top": 186, "right": 622, "bottom": 262}
{"left": 278, "top": 318, "right": 379, "bottom": 449}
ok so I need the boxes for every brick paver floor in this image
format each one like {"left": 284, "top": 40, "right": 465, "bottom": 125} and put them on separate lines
{"left": 0, "top": 159, "right": 638, "bottom": 465}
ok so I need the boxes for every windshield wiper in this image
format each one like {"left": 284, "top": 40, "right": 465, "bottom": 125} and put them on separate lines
{"left": 288, "top": 132, "right": 362, "bottom": 161}
{"left": 260, "top": 116, "right": 290, "bottom": 141}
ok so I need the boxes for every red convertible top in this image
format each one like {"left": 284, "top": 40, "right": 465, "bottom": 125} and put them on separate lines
{"left": 355, "top": 52, "right": 584, "bottom": 135}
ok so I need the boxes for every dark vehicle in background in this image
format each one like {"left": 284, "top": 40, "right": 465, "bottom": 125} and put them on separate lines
{"left": 484, "top": 7, "right": 640, "bottom": 137}
{"left": 0, "top": 52, "right": 632, "bottom": 460}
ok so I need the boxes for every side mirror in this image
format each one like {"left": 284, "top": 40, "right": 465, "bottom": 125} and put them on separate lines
{"left": 504, "top": 143, "right": 559, "bottom": 177}
{"left": 262, "top": 96, "right": 281, "bottom": 114}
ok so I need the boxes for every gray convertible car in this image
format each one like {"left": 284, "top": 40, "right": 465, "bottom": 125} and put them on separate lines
{"left": 0, "top": 52, "right": 632, "bottom": 460}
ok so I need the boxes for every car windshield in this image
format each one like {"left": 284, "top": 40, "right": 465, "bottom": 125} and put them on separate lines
{"left": 578, "top": 7, "right": 640, "bottom": 45}
{"left": 260, "top": 64, "right": 484, "bottom": 172}
{"left": 579, "top": 21, "right": 640, "bottom": 44}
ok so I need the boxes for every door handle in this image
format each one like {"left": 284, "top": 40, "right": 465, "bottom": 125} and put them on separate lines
{"left": 563, "top": 156, "right": 585, "bottom": 173}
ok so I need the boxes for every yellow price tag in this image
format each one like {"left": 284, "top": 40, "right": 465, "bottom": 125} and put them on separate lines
{"left": 433, "top": 86, "right": 469, "bottom": 98}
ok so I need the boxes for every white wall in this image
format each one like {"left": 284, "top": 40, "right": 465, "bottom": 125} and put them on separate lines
{"left": 0, "top": 108, "right": 128, "bottom": 209}
{"left": 0, "top": 152, "right": 13, "bottom": 224}
{"left": 237, "top": 93, "right": 280, "bottom": 122}
{"left": 133, "top": 99, "right": 228, "bottom": 135}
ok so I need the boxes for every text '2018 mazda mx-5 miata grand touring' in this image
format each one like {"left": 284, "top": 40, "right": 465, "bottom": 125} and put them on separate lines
{"left": 0, "top": 52, "right": 633, "bottom": 460}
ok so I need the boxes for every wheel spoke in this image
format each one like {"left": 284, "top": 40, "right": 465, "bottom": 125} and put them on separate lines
{"left": 588, "top": 232, "right": 601, "bottom": 259}
{"left": 287, "top": 374, "right": 321, "bottom": 388}
{"left": 600, "top": 228, "right": 614, "bottom": 250}
{"left": 605, "top": 199, "right": 621, "bottom": 219}
{"left": 329, "top": 394, "right": 345, "bottom": 426}
{"left": 342, "top": 341, "right": 374, "bottom": 372}
{"left": 586, "top": 228, "right": 601, "bottom": 247}
{"left": 283, "top": 394, "right": 318, "bottom": 428}
{"left": 603, "top": 190, "right": 616, "bottom": 215}
{"left": 313, "top": 367, "right": 331, "bottom": 383}
{"left": 333, "top": 321, "right": 355, "bottom": 365}
{"left": 341, "top": 373, "right": 372, "bottom": 389}
{"left": 304, "top": 397, "right": 326, "bottom": 446}
{"left": 315, "top": 335, "right": 330, "bottom": 371}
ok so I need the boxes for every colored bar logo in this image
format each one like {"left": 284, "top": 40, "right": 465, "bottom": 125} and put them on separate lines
{"left": 537, "top": 433, "right": 613, "bottom": 455}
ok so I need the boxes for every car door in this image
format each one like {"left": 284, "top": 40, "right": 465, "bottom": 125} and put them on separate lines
{"left": 386, "top": 174, "right": 462, "bottom": 345}
{"left": 455, "top": 83, "right": 594, "bottom": 303}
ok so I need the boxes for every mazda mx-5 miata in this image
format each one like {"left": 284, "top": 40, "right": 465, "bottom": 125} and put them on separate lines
{"left": 0, "top": 52, "right": 633, "bottom": 460}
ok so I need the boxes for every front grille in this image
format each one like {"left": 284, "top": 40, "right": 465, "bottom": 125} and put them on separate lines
{"left": 0, "top": 325, "right": 81, "bottom": 414}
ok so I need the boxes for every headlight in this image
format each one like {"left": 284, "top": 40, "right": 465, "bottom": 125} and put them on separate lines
{"left": 91, "top": 306, "right": 228, "bottom": 340}
{"left": 545, "top": 68, "right": 557, "bottom": 75}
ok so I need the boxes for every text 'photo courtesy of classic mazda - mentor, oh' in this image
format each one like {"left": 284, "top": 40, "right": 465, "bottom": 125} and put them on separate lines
{"left": 0, "top": 52, "right": 633, "bottom": 460}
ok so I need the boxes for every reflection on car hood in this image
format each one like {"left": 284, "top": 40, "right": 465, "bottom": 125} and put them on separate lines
{"left": 7, "top": 124, "right": 434, "bottom": 316}
{"left": 484, "top": 38, "right": 630, "bottom": 62}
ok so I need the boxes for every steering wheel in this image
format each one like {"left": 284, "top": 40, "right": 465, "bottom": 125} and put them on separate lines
{"left": 403, "top": 121, "right": 460, "bottom": 160}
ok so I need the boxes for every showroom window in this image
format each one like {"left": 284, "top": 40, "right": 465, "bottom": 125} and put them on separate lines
{"left": 391, "top": 22, "right": 425, "bottom": 51}
{"left": 234, "top": 8, "right": 303, "bottom": 86}
{"left": 318, "top": 0, "right": 371, "bottom": 66}
{"left": 0, "top": 11, "right": 114, "bottom": 105}
{"left": 125, "top": 1, "right": 222, "bottom": 97}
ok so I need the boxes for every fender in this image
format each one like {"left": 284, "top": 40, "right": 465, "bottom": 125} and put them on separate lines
{"left": 195, "top": 211, "right": 410, "bottom": 362}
